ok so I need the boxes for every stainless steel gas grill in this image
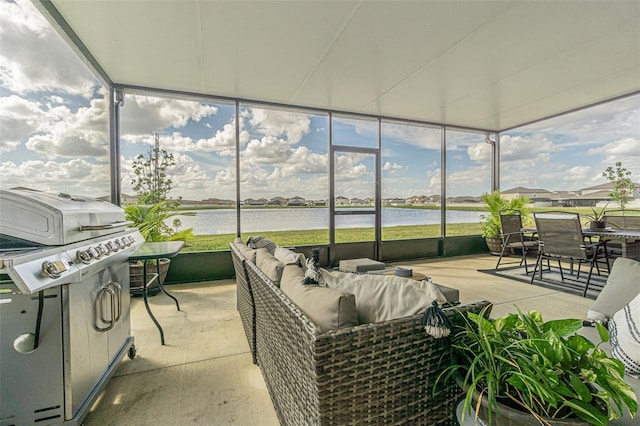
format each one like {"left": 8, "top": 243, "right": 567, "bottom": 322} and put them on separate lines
{"left": 0, "top": 189, "right": 144, "bottom": 425}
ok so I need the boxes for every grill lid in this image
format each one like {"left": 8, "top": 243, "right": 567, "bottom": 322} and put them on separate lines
{"left": 0, "top": 189, "right": 129, "bottom": 246}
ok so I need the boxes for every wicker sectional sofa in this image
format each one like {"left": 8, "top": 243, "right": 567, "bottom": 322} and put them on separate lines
{"left": 229, "top": 241, "right": 492, "bottom": 425}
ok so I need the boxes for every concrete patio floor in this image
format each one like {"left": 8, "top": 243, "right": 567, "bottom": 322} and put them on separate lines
{"left": 84, "top": 254, "right": 595, "bottom": 425}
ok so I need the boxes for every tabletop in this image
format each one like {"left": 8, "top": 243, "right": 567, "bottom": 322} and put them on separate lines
{"left": 129, "top": 241, "right": 185, "bottom": 261}
{"left": 582, "top": 228, "right": 640, "bottom": 239}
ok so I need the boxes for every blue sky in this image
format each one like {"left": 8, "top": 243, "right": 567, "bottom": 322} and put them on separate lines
{"left": 1, "top": 0, "right": 638, "bottom": 202}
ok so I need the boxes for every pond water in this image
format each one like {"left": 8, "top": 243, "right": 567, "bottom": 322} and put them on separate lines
{"left": 177, "top": 207, "right": 483, "bottom": 235}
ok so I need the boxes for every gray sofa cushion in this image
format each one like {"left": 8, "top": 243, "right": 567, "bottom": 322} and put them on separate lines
{"left": 256, "top": 248, "right": 285, "bottom": 284}
{"left": 280, "top": 265, "right": 358, "bottom": 332}
{"left": 234, "top": 240, "right": 257, "bottom": 263}
{"left": 588, "top": 258, "right": 640, "bottom": 323}
{"left": 274, "top": 246, "right": 305, "bottom": 266}
{"left": 320, "top": 269, "right": 447, "bottom": 324}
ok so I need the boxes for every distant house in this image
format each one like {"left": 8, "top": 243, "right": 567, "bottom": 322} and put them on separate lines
{"left": 287, "top": 196, "right": 306, "bottom": 206}
{"left": 244, "top": 198, "right": 268, "bottom": 206}
{"left": 335, "top": 196, "right": 350, "bottom": 206}
{"left": 447, "top": 196, "right": 482, "bottom": 204}
{"left": 501, "top": 187, "right": 552, "bottom": 202}
{"left": 387, "top": 198, "right": 406, "bottom": 206}
{"left": 269, "top": 197, "right": 287, "bottom": 206}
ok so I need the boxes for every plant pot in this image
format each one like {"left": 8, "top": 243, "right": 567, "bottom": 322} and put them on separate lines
{"left": 129, "top": 258, "right": 170, "bottom": 296}
{"left": 485, "top": 237, "right": 504, "bottom": 255}
{"left": 455, "top": 373, "right": 594, "bottom": 426}
{"left": 589, "top": 220, "right": 606, "bottom": 230}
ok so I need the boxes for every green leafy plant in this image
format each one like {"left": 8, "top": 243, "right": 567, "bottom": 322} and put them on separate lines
{"left": 124, "top": 200, "right": 193, "bottom": 242}
{"left": 586, "top": 201, "right": 609, "bottom": 224}
{"left": 441, "top": 307, "right": 637, "bottom": 426}
{"left": 603, "top": 162, "right": 634, "bottom": 211}
{"left": 480, "top": 191, "right": 531, "bottom": 239}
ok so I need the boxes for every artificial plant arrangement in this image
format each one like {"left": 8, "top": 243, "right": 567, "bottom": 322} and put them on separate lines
{"left": 441, "top": 306, "right": 637, "bottom": 426}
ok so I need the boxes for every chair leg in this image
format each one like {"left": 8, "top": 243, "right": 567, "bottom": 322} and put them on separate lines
{"left": 530, "top": 253, "right": 542, "bottom": 284}
{"left": 557, "top": 259, "right": 565, "bottom": 282}
{"left": 583, "top": 254, "right": 598, "bottom": 297}
{"left": 495, "top": 236, "right": 510, "bottom": 270}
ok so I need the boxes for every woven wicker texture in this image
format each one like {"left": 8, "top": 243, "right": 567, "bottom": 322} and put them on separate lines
{"left": 245, "top": 256, "right": 491, "bottom": 425}
{"left": 229, "top": 243, "right": 257, "bottom": 364}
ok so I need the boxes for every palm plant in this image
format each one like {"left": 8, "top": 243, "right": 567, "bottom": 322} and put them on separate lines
{"left": 481, "top": 191, "right": 531, "bottom": 239}
{"left": 124, "top": 200, "right": 193, "bottom": 242}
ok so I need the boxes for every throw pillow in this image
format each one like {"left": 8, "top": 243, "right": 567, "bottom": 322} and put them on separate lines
{"left": 246, "top": 236, "right": 277, "bottom": 254}
{"left": 319, "top": 269, "right": 447, "bottom": 324}
{"left": 234, "top": 241, "right": 256, "bottom": 263}
{"left": 256, "top": 248, "right": 285, "bottom": 284}
{"left": 588, "top": 258, "right": 640, "bottom": 323}
{"left": 280, "top": 265, "right": 358, "bottom": 332}
{"left": 609, "top": 291, "right": 640, "bottom": 376}
{"left": 274, "top": 246, "right": 305, "bottom": 266}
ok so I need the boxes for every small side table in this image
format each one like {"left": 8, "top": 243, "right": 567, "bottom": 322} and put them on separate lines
{"left": 129, "top": 241, "right": 184, "bottom": 345}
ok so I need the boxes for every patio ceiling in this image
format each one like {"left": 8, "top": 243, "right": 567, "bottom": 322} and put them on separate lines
{"left": 45, "top": 0, "right": 640, "bottom": 132}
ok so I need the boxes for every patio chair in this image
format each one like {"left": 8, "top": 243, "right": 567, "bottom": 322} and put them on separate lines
{"left": 495, "top": 210, "right": 538, "bottom": 273}
{"left": 531, "top": 212, "right": 610, "bottom": 296}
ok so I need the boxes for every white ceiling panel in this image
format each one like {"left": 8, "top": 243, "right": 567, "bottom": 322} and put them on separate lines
{"left": 47, "top": 0, "right": 640, "bottom": 131}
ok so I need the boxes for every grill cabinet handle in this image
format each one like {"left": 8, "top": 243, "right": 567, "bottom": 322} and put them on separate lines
{"left": 106, "top": 281, "right": 122, "bottom": 322}
{"left": 79, "top": 221, "right": 133, "bottom": 232}
{"left": 95, "top": 286, "right": 116, "bottom": 332}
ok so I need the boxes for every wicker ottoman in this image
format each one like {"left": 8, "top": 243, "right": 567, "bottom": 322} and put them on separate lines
{"left": 339, "top": 258, "right": 386, "bottom": 273}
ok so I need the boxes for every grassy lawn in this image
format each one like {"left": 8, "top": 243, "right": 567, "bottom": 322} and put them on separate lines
{"left": 181, "top": 222, "right": 483, "bottom": 252}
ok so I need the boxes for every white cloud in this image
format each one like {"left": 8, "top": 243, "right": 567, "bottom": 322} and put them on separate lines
{"left": 120, "top": 95, "right": 218, "bottom": 136}
{"left": 383, "top": 161, "right": 403, "bottom": 172}
{"left": 243, "top": 136, "right": 294, "bottom": 165}
{"left": 23, "top": 94, "right": 110, "bottom": 158}
{"left": 0, "top": 0, "right": 96, "bottom": 98}
{"left": 466, "top": 141, "right": 492, "bottom": 163}
{"left": 0, "top": 158, "right": 110, "bottom": 195}
{"left": 382, "top": 122, "right": 441, "bottom": 150}
{"left": 0, "top": 95, "right": 45, "bottom": 151}
{"left": 247, "top": 108, "right": 310, "bottom": 144}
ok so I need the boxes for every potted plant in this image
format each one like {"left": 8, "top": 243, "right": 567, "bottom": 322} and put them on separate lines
{"left": 481, "top": 191, "right": 531, "bottom": 254}
{"left": 441, "top": 306, "right": 637, "bottom": 426}
{"left": 586, "top": 202, "right": 609, "bottom": 230}
{"left": 126, "top": 134, "right": 193, "bottom": 294}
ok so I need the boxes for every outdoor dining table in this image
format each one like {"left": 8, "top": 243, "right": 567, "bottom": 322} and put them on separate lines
{"left": 582, "top": 228, "right": 640, "bottom": 261}
{"left": 521, "top": 226, "right": 640, "bottom": 261}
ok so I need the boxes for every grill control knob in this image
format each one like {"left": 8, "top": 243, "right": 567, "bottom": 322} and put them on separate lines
{"left": 88, "top": 246, "right": 101, "bottom": 259}
{"left": 76, "top": 250, "right": 92, "bottom": 264}
{"left": 42, "top": 259, "right": 70, "bottom": 279}
{"left": 121, "top": 237, "right": 130, "bottom": 247}
{"left": 114, "top": 239, "right": 123, "bottom": 250}
{"left": 128, "top": 236, "right": 135, "bottom": 245}
{"left": 96, "top": 244, "right": 107, "bottom": 256}
{"left": 105, "top": 241, "right": 117, "bottom": 252}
